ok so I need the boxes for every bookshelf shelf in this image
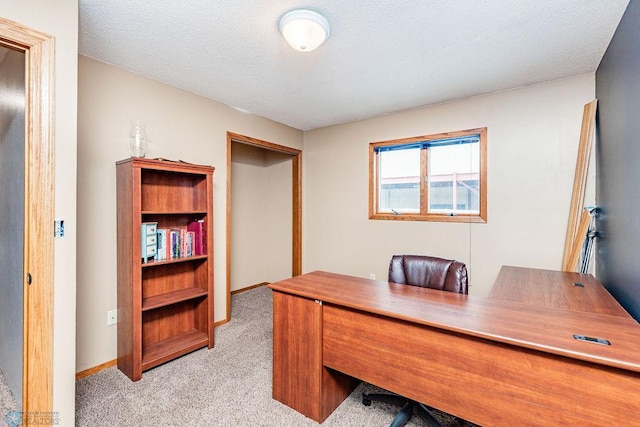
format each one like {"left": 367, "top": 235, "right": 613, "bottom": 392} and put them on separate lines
{"left": 116, "top": 158, "right": 215, "bottom": 381}
{"left": 141, "top": 254, "right": 207, "bottom": 268}
{"left": 142, "top": 210, "right": 208, "bottom": 215}
{"left": 142, "top": 287, "right": 208, "bottom": 311}
{"left": 141, "top": 329, "right": 209, "bottom": 371}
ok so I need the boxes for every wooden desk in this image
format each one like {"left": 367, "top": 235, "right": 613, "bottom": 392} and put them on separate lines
{"left": 269, "top": 268, "right": 640, "bottom": 425}
{"left": 489, "top": 266, "right": 632, "bottom": 317}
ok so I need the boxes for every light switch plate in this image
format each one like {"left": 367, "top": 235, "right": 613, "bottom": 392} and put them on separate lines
{"left": 54, "top": 219, "right": 64, "bottom": 238}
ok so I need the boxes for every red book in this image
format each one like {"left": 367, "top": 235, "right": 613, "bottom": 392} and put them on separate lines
{"left": 187, "top": 220, "right": 206, "bottom": 255}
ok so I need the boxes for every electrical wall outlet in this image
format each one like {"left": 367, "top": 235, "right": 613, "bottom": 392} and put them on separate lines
{"left": 369, "top": 273, "right": 376, "bottom": 280}
{"left": 107, "top": 309, "right": 117, "bottom": 326}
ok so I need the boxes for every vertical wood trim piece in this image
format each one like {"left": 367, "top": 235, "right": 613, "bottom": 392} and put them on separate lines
{"left": 478, "top": 127, "right": 488, "bottom": 223}
{"left": 206, "top": 160, "right": 216, "bottom": 348}
{"left": 225, "top": 134, "right": 233, "bottom": 321}
{"left": 420, "top": 149, "right": 427, "bottom": 215}
{"left": 368, "top": 144, "right": 376, "bottom": 218}
{"left": 0, "top": 17, "right": 55, "bottom": 416}
{"left": 130, "top": 166, "right": 143, "bottom": 381}
{"left": 562, "top": 100, "right": 597, "bottom": 270}
{"left": 24, "top": 26, "right": 55, "bottom": 418}
{"left": 226, "top": 132, "right": 302, "bottom": 320}
{"left": 116, "top": 163, "right": 135, "bottom": 379}
{"left": 207, "top": 161, "right": 215, "bottom": 347}
{"left": 292, "top": 154, "right": 302, "bottom": 276}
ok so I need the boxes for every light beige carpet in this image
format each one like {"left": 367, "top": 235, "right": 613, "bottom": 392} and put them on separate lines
{"left": 76, "top": 286, "right": 477, "bottom": 426}
{"left": 0, "top": 368, "right": 19, "bottom": 425}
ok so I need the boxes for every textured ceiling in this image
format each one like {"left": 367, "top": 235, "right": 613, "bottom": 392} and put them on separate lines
{"left": 79, "top": 1, "right": 629, "bottom": 131}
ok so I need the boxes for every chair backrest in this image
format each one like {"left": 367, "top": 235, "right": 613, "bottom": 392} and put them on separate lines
{"left": 388, "top": 254, "right": 468, "bottom": 294}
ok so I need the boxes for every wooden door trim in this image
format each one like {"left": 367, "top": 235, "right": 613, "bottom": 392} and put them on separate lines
{"left": 226, "top": 132, "right": 302, "bottom": 321}
{"left": 0, "top": 17, "right": 55, "bottom": 415}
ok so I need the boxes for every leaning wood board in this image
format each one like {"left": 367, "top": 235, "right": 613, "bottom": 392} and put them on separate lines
{"left": 562, "top": 99, "right": 597, "bottom": 271}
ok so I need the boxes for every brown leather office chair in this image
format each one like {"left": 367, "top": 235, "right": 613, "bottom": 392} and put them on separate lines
{"left": 362, "top": 254, "right": 469, "bottom": 427}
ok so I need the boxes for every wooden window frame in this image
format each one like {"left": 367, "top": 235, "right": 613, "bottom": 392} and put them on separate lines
{"left": 369, "top": 128, "right": 487, "bottom": 223}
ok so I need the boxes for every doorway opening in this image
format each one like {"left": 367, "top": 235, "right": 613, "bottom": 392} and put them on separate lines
{"left": 226, "top": 132, "right": 301, "bottom": 321}
{"left": 0, "top": 17, "right": 55, "bottom": 416}
{"left": 0, "top": 43, "right": 25, "bottom": 414}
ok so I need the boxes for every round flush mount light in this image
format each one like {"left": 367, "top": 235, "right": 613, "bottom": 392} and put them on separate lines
{"left": 279, "top": 9, "right": 330, "bottom": 52}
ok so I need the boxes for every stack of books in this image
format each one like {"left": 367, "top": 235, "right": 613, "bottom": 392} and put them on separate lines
{"left": 146, "top": 220, "right": 206, "bottom": 261}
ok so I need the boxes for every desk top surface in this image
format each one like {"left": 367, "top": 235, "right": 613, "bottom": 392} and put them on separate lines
{"left": 268, "top": 268, "right": 640, "bottom": 373}
{"left": 489, "top": 266, "right": 631, "bottom": 317}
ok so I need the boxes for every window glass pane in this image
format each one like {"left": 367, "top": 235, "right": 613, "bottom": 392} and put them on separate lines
{"left": 379, "top": 148, "right": 420, "bottom": 213}
{"left": 428, "top": 143, "right": 479, "bottom": 214}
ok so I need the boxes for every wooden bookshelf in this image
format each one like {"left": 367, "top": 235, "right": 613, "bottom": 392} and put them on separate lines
{"left": 116, "top": 158, "right": 215, "bottom": 381}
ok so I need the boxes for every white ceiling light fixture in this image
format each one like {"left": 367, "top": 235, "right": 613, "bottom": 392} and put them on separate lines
{"left": 279, "top": 9, "right": 330, "bottom": 52}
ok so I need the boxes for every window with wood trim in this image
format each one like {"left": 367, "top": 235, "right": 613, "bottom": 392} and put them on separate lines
{"left": 369, "top": 128, "right": 487, "bottom": 223}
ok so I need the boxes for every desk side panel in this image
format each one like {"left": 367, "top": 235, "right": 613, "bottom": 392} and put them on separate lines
{"left": 272, "top": 291, "right": 354, "bottom": 422}
{"left": 323, "top": 304, "right": 640, "bottom": 426}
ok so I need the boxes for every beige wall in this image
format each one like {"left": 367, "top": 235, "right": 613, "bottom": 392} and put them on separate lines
{"left": 303, "top": 73, "right": 596, "bottom": 296}
{"left": 77, "top": 36, "right": 594, "bottom": 386}
{"left": 0, "top": 4, "right": 598, "bottom": 422}
{"left": 76, "top": 56, "right": 302, "bottom": 372}
{"left": 230, "top": 144, "right": 293, "bottom": 291}
{"left": 263, "top": 151, "right": 294, "bottom": 282}
{"left": 2, "top": 1, "right": 78, "bottom": 425}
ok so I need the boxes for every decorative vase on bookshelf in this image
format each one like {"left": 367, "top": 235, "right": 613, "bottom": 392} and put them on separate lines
{"left": 128, "top": 121, "right": 148, "bottom": 158}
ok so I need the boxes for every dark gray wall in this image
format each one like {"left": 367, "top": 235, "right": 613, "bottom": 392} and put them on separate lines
{"left": 595, "top": 0, "right": 640, "bottom": 321}
{"left": 0, "top": 47, "right": 25, "bottom": 407}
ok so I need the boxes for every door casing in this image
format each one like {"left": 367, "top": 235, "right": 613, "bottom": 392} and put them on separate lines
{"left": 0, "top": 17, "right": 55, "bottom": 414}
{"left": 226, "top": 132, "right": 302, "bottom": 321}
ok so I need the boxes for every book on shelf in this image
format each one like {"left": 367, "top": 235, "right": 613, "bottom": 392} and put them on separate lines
{"left": 152, "top": 227, "right": 197, "bottom": 260}
{"left": 185, "top": 231, "right": 195, "bottom": 257}
{"left": 169, "top": 229, "right": 180, "bottom": 258}
{"left": 156, "top": 229, "right": 168, "bottom": 261}
{"left": 187, "top": 220, "right": 206, "bottom": 255}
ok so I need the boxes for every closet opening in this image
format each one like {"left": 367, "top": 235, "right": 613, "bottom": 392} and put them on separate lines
{"left": 226, "top": 132, "right": 301, "bottom": 321}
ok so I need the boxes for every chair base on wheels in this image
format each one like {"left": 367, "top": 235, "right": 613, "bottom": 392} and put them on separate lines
{"left": 362, "top": 391, "right": 443, "bottom": 427}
